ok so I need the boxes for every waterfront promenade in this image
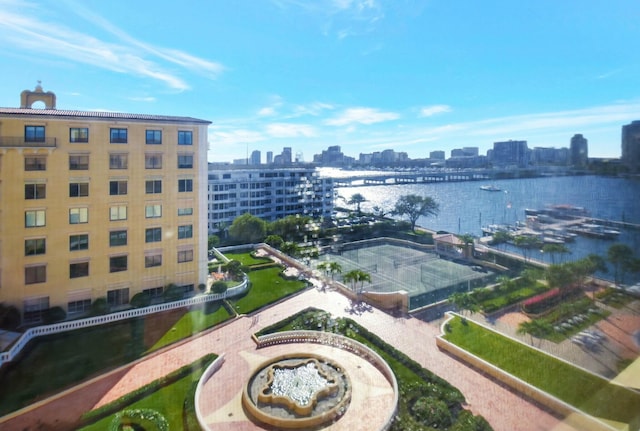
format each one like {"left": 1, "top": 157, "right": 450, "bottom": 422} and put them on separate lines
{"left": 1, "top": 286, "right": 582, "bottom": 431}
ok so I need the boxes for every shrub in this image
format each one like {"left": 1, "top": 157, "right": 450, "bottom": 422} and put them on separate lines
{"left": 411, "top": 396, "right": 453, "bottom": 428}
{"left": 108, "top": 408, "right": 168, "bottom": 431}
{"left": 0, "top": 303, "right": 21, "bottom": 330}
{"left": 210, "top": 280, "right": 228, "bottom": 294}
{"left": 198, "top": 283, "right": 207, "bottom": 293}
{"left": 42, "top": 306, "right": 66, "bottom": 324}
{"left": 130, "top": 292, "right": 151, "bottom": 308}
{"left": 163, "top": 284, "right": 184, "bottom": 303}
{"left": 90, "top": 298, "right": 110, "bottom": 316}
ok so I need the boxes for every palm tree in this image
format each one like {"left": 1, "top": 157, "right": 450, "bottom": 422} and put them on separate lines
{"left": 448, "top": 291, "right": 478, "bottom": 316}
{"left": 328, "top": 261, "right": 342, "bottom": 280}
{"left": 517, "top": 319, "right": 552, "bottom": 346}
{"left": 608, "top": 243, "right": 634, "bottom": 286}
{"left": 343, "top": 269, "right": 372, "bottom": 294}
{"left": 541, "top": 243, "right": 570, "bottom": 265}
{"left": 348, "top": 193, "right": 367, "bottom": 214}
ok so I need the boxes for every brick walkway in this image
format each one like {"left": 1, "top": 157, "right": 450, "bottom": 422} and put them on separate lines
{"left": 2, "top": 287, "right": 593, "bottom": 431}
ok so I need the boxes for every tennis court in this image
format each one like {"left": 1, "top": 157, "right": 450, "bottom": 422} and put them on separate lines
{"left": 316, "top": 240, "right": 494, "bottom": 310}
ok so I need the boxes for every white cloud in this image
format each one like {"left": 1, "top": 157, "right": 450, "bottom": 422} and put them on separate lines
{"left": 419, "top": 105, "right": 452, "bottom": 117}
{"left": 266, "top": 123, "right": 317, "bottom": 138}
{"left": 0, "top": 2, "right": 224, "bottom": 91}
{"left": 258, "top": 107, "right": 278, "bottom": 117}
{"left": 209, "top": 128, "right": 265, "bottom": 146}
{"left": 325, "top": 107, "right": 400, "bottom": 126}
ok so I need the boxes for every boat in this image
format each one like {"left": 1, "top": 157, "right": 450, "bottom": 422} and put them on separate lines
{"left": 480, "top": 185, "right": 501, "bottom": 192}
{"left": 567, "top": 223, "right": 620, "bottom": 240}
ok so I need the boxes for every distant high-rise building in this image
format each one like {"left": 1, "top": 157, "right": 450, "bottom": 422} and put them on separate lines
{"left": 621, "top": 121, "right": 640, "bottom": 173}
{"left": 266, "top": 151, "right": 273, "bottom": 164}
{"left": 569, "top": 134, "right": 588, "bottom": 168}
{"left": 430, "top": 151, "right": 445, "bottom": 160}
{"left": 280, "top": 147, "right": 292, "bottom": 164}
{"left": 250, "top": 150, "right": 261, "bottom": 165}
{"left": 490, "top": 140, "right": 530, "bottom": 167}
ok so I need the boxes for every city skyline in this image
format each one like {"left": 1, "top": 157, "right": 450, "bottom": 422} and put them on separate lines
{"left": 1, "top": 1, "right": 639, "bottom": 162}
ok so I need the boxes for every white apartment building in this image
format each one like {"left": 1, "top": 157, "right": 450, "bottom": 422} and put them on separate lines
{"left": 207, "top": 165, "right": 333, "bottom": 233}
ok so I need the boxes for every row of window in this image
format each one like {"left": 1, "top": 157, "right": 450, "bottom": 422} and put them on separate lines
{"left": 25, "top": 249, "right": 194, "bottom": 284}
{"left": 24, "top": 153, "right": 194, "bottom": 171}
{"left": 25, "top": 225, "right": 192, "bottom": 255}
{"left": 24, "top": 205, "right": 192, "bottom": 227}
{"left": 24, "top": 284, "right": 196, "bottom": 323}
{"left": 25, "top": 126, "right": 193, "bottom": 145}
{"left": 24, "top": 179, "right": 193, "bottom": 200}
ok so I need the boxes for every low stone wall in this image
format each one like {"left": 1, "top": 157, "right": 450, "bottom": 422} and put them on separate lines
{"left": 253, "top": 330, "right": 399, "bottom": 431}
{"left": 436, "top": 314, "right": 619, "bottom": 431}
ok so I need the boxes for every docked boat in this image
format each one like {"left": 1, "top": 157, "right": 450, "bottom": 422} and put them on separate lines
{"left": 480, "top": 185, "right": 502, "bottom": 192}
{"left": 568, "top": 223, "right": 620, "bottom": 240}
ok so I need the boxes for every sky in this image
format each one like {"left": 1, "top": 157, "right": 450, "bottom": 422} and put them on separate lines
{"left": 1, "top": 0, "right": 639, "bottom": 163}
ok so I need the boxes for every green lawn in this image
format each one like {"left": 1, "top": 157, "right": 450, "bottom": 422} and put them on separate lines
{"left": 443, "top": 316, "right": 640, "bottom": 424}
{"left": 228, "top": 266, "right": 308, "bottom": 314}
{"left": 221, "top": 251, "right": 272, "bottom": 266}
{"left": 146, "top": 301, "right": 232, "bottom": 353}
{"left": 78, "top": 355, "right": 214, "bottom": 431}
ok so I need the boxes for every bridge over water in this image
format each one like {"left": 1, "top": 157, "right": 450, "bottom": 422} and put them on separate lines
{"left": 332, "top": 169, "right": 519, "bottom": 187}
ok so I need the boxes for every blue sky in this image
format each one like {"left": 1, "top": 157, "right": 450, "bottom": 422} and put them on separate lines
{"left": 1, "top": 0, "right": 639, "bottom": 162}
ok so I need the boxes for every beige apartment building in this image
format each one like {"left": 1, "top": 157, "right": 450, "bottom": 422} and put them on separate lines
{"left": 0, "top": 85, "right": 210, "bottom": 324}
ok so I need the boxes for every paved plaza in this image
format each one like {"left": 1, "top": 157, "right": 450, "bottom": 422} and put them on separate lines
{"left": 2, "top": 285, "right": 607, "bottom": 431}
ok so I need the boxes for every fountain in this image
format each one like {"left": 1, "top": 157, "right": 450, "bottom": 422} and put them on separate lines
{"left": 243, "top": 353, "right": 351, "bottom": 429}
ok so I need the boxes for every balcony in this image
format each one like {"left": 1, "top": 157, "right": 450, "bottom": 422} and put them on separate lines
{"left": 0, "top": 136, "right": 57, "bottom": 148}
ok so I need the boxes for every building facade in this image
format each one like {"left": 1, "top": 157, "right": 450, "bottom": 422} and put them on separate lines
{"left": 621, "top": 121, "right": 640, "bottom": 173}
{"left": 569, "top": 134, "right": 588, "bottom": 168}
{"left": 207, "top": 165, "right": 333, "bottom": 234}
{"left": 0, "top": 86, "right": 210, "bottom": 323}
{"left": 490, "top": 140, "right": 531, "bottom": 167}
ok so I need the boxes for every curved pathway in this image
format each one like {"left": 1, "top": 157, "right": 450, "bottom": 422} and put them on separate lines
{"left": 2, "top": 287, "right": 579, "bottom": 431}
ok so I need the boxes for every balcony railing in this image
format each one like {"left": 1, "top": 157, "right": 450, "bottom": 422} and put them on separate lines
{"left": 0, "top": 136, "right": 57, "bottom": 148}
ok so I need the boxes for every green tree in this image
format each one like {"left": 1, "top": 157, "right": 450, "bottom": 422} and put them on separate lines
{"left": 280, "top": 241, "right": 301, "bottom": 257}
{"left": 513, "top": 235, "right": 541, "bottom": 262}
{"left": 391, "top": 194, "right": 439, "bottom": 233}
{"left": 207, "top": 234, "right": 220, "bottom": 250}
{"left": 0, "top": 304, "right": 20, "bottom": 330}
{"left": 541, "top": 243, "right": 570, "bottom": 265}
{"left": 328, "top": 261, "right": 343, "bottom": 280}
{"left": 225, "top": 260, "right": 243, "bottom": 279}
{"left": 448, "top": 291, "right": 478, "bottom": 316}
{"left": 607, "top": 243, "right": 634, "bottom": 286}
{"left": 347, "top": 193, "right": 367, "bottom": 214}
{"left": 210, "top": 280, "right": 228, "bottom": 294}
{"left": 490, "top": 230, "right": 512, "bottom": 250}
{"left": 343, "top": 269, "right": 372, "bottom": 294}
{"left": 264, "top": 234, "right": 284, "bottom": 249}
{"left": 229, "top": 213, "right": 267, "bottom": 244}
{"left": 269, "top": 215, "right": 311, "bottom": 242}
{"left": 517, "top": 319, "right": 553, "bottom": 346}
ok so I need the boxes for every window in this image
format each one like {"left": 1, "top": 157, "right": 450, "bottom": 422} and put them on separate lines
{"left": 110, "top": 205, "right": 127, "bottom": 221}
{"left": 109, "top": 230, "right": 127, "bottom": 247}
{"left": 109, "top": 153, "right": 128, "bottom": 169}
{"left": 25, "top": 238, "right": 46, "bottom": 256}
{"left": 146, "top": 130, "right": 162, "bottom": 145}
{"left": 145, "top": 227, "right": 162, "bottom": 243}
{"left": 181, "top": 284, "right": 195, "bottom": 295}
{"left": 25, "top": 183, "right": 46, "bottom": 199}
{"left": 68, "top": 299, "right": 91, "bottom": 315}
{"left": 145, "top": 204, "right": 162, "bottom": 218}
{"left": 25, "top": 265, "right": 46, "bottom": 284}
{"left": 143, "top": 286, "right": 163, "bottom": 299}
{"left": 109, "top": 180, "right": 128, "bottom": 195}
{"left": 145, "top": 153, "right": 162, "bottom": 169}
{"left": 69, "top": 207, "right": 88, "bottom": 224}
{"left": 178, "top": 154, "right": 193, "bottom": 168}
{"left": 178, "top": 179, "right": 193, "bottom": 192}
{"left": 70, "top": 261, "right": 89, "bottom": 278}
{"left": 145, "top": 254, "right": 162, "bottom": 268}
{"left": 177, "top": 249, "right": 193, "bottom": 263}
{"left": 69, "top": 182, "right": 89, "bottom": 197}
{"left": 178, "top": 130, "right": 192, "bottom": 145}
{"left": 24, "top": 156, "right": 46, "bottom": 171}
{"left": 69, "top": 154, "right": 89, "bottom": 170}
{"left": 70, "top": 234, "right": 89, "bottom": 251}
{"left": 25, "top": 125, "right": 45, "bottom": 142}
{"left": 23, "top": 297, "right": 49, "bottom": 324}
{"left": 25, "top": 210, "right": 45, "bottom": 227}
{"left": 145, "top": 180, "right": 162, "bottom": 194}
{"left": 109, "top": 256, "right": 128, "bottom": 273}
{"left": 178, "top": 224, "right": 193, "bottom": 239}
{"left": 178, "top": 207, "right": 193, "bottom": 216}
{"left": 70, "top": 127, "right": 89, "bottom": 143}
{"left": 110, "top": 128, "right": 127, "bottom": 143}
{"left": 107, "top": 287, "right": 129, "bottom": 306}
